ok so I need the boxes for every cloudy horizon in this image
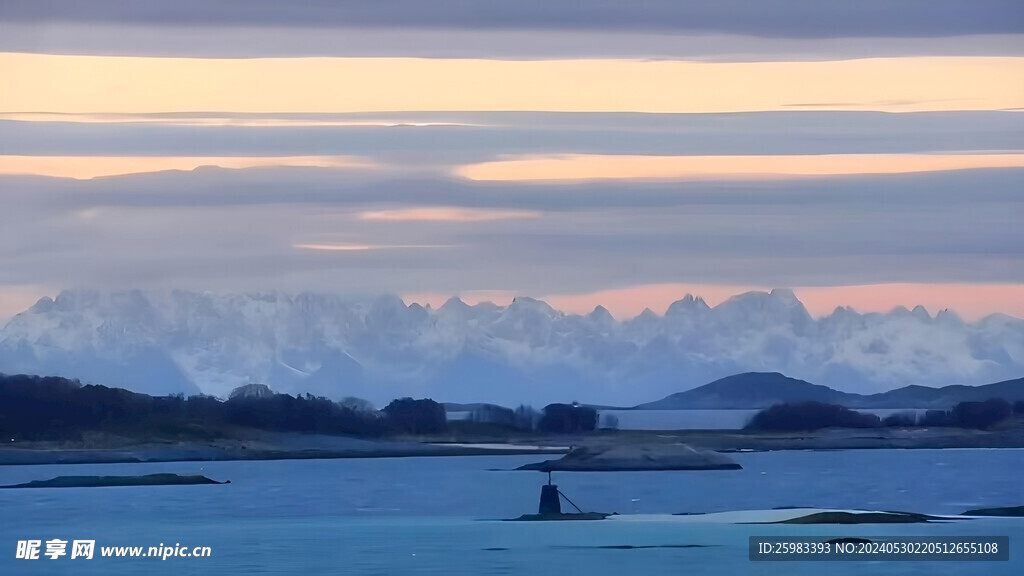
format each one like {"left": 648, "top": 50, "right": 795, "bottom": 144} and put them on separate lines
{"left": 1, "top": 2, "right": 1022, "bottom": 326}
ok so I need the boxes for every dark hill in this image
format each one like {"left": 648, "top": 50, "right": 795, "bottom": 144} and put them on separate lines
{"left": 635, "top": 372, "right": 860, "bottom": 410}
{"left": 634, "top": 373, "right": 1024, "bottom": 410}
{"left": 857, "top": 377, "right": 1024, "bottom": 408}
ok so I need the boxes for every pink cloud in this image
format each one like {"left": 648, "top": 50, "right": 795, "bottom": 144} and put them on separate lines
{"left": 359, "top": 207, "right": 540, "bottom": 222}
{"left": 456, "top": 153, "right": 1024, "bottom": 182}
{"left": 293, "top": 243, "right": 455, "bottom": 251}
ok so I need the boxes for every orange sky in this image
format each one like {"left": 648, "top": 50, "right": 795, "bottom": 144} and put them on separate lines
{"left": 3, "top": 53, "right": 1023, "bottom": 114}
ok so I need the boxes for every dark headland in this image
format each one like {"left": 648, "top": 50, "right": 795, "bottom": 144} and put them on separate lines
{"left": 2, "top": 473, "right": 228, "bottom": 489}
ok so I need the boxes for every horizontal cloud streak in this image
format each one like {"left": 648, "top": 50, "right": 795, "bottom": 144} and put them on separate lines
{"left": 359, "top": 208, "right": 540, "bottom": 222}
{"left": 0, "top": 155, "right": 375, "bottom": 179}
{"left": 5, "top": 165, "right": 1023, "bottom": 212}
{"left": 457, "top": 153, "right": 1024, "bottom": 181}
{"left": 4, "top": 112, "right": 1024, "bottom": 161}
{"left": 4, "top": 1, "right": 1021, "bottom": 38}
{"left": 293, "top": 243, "right": 457, "bottom": 251}
{"left": 4, "top": 24, "right": 1023, "bottom": 60}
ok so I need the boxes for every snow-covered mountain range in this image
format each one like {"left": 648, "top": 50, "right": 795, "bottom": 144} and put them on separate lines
{"left": 0, "top": 289, "right": 1021, "bottom": 406}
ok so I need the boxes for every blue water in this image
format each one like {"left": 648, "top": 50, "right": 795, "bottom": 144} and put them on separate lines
{"left": 599, "top": 409, "right": 930, "bottom": 430}
{"left": 1, "top": 449, "right": 1022, "bottom": 575}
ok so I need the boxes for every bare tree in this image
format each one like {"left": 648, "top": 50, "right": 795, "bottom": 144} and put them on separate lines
{"left": 228, "top": 383, "right": 275, "bottom": 400}
{"left": 599, "top": 412, "right": 620, "bottom": 430}
{"left": 339, "top": 396, "right": 376, "bottom": 413}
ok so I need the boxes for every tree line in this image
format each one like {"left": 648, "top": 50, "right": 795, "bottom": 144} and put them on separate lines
{"left": 0, "top": 374, "right": 440, "bottom": 440}
{"left": 0, "top": 374, "right": 601, "bottom": 441}
{"left": 463, "top": 402, "right": 599, "bottom": 433}
{"left": 746, "top": 399, "right": 1024, "bottom": 432}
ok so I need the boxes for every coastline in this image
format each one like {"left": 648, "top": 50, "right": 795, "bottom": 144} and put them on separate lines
{"left": 0, "top": 433, "right": 569, "bottom": 466}
{"left": 3, "top": 425, "right": 1024, "bottom": 466}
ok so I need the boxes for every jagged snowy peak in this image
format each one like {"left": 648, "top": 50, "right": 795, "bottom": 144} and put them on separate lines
{"left": 665, "top": 294, "right": 710, "bottom": 317}
{"left": 585, "top": 305, "right": 616, "bottom": 330}
{"left": 713, "top": 289, "right": 814, "bottom": 332}
{"left": 438, "top": 296, "right": 471, "bottom": 315}
{"left": 0, "top": 289, "right": 1021, "bottom": 405}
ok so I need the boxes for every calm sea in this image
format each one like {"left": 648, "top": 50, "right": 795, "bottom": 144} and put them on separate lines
{"left": 450, "top": 409, "right": 931, "bottom": 430}
{"left": 598, "top": 409, "right": 930, "bottom": 430}
{"left": 2, "top": 449, "right": 1022, "bottom": 575}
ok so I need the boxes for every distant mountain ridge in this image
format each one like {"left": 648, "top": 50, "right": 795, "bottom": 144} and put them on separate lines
{"left": 635, "top": 372, "right": 1024, "bottom": 410}
{"left": 0, "top": 289, "right": 1022, "bottom": 406}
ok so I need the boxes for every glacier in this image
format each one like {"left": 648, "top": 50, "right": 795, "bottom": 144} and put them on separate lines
{"left": 0, "top": 289, "right": 1021, "bottom": 406}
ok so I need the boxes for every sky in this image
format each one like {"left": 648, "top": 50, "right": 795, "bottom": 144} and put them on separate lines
{"left": 1, "top": 1, "right": 1023, "bottom": 322}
